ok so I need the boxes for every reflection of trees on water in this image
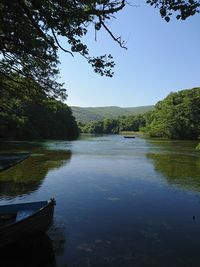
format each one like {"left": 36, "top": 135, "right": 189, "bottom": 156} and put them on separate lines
{"left": 0, "top": 149, "right": 72, "bottom": 198}
{"left": 146, "top": 138, "right": 199, "bottom": 154}
{"left": 0, "top": 234, "right": 56, "bottom": 267}
{"left": 147, "top": 152, "right": 200, "bottom": 192}
{"left": 145, "top": 138, "right": 200, "bottom": 191}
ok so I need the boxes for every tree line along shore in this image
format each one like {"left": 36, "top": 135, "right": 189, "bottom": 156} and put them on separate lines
{"left": 78, "top": 87, "right": 200, "bottom": 147}
{"left": 1, "top": 79, "right": 200, "bottom": 147}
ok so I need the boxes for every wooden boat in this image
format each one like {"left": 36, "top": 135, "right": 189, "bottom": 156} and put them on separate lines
{"left": 124, "top": 136, "right": 135, "bottom": 138}
{"left": 0, "top": 153, "right": 30, "bottom": 171}
{"left": 0, "top": 198, "right": 56, "bottom": 247}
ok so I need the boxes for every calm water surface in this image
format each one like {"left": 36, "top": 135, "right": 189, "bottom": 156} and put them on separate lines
{"left": 1, "top": 135, "right": 200, "bottom": 267}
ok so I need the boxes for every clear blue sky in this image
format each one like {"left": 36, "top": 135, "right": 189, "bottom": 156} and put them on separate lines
{"left": 58, "top": 1, "right": 200, "bottom": 107}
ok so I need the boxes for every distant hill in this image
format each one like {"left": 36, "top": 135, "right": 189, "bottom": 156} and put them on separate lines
{"left": 71, "top": 105, "right": 154, "bottom": 122}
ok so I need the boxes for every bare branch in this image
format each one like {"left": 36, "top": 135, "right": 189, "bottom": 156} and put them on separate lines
{"left": 99, "top": 16, "right": 127, "bottom": 49}
{"left": 51, "top": 28, "right": 74, "bottom": 57}
{"left": 86, "top": 0, "right": 126, "bottom": 16}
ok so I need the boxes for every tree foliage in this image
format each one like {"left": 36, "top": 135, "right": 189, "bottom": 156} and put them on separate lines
{"left": 143, "top": 88, "right": 200, "bottom": 139}
{"left": 147, "top": 0, "right": 200, "bottom": 22}
{"left": 79, "top": 114, "right": 146, "bottom": 134}
{"left": 0, "top": 76, "right": 79, "bottom": 140}
{"left": 0, "top": 0, "right": 126, "bottom": 99}
{"left": 79, "top": 87, "right": 200, "bottom": 140}
{"left": 1, "top": 0, "right": 199, "bottom": 99}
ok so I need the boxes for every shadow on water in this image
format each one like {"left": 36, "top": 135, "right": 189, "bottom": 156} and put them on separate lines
{"left": 0, "top": 141, "right": 72, "bottom": 199}
{"left": 0, "top": 234, "right": 57, "bottom": 267}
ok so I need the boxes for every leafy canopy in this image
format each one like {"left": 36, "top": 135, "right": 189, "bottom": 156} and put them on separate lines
{"left": 0, "top": 0, "right": 126, "bottom": 99}
{"left": 147, "top": 0, "right": 199, "bottom": 22}
{"left": 0, "top": 0, "right": 199, "bottom": 99}
{"left": 143, "top": 88, "right": 200, "bottom": 139}
{"left": 0, "top": 75, "right": 79, "bottom": 140}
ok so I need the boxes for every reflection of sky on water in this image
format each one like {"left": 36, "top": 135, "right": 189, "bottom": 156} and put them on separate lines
{"left": 1, "top": 136, "right": 200, "bottom": 266}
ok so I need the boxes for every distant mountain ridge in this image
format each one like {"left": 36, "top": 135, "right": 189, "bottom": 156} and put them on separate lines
{"left": 71, "top": 105, "right": 154, "bottom": 122}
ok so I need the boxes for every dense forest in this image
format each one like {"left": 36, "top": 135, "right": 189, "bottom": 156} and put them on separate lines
{"left": 78, "top": 115, "right": 146, "bottom": 134}
{"left": 0, "top": 77, "right": 79, "bottom": 140}
{"left": 143, "top": 87, "right": 200, "bottom": 139}
{"left": 79, "top": 88, "right": 200, "bottom": 141}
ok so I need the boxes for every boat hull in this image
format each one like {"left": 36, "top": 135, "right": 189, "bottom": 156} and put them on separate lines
{"left": 0, "top": 199, "right": 55, "bottom": 247}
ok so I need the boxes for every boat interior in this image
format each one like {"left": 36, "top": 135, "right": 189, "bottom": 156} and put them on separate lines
{"left": 0, "top": 201, "right": 48, "bottom": 227}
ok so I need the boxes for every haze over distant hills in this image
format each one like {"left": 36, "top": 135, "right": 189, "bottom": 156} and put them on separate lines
{"left": 71, "top": 106, "right": 154, "bottom": 122}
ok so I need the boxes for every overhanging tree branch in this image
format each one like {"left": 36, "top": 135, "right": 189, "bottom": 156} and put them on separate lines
{"left": 1, "top": 0, "right": 199, "bottom": 100}
{"left": 98, "top": 15, "right": 127, "bottom": 49}
{"left": 18, "top": 0, "right": 57, "bottom": 50}
{"left": 51, "top": 28, "right": 74, "bottom": 57}
{"left": 86, "top": 0, "right": 126, "bottom": 16}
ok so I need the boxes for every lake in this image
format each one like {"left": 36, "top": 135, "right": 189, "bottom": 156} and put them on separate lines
{"left": 1, "top": 135, "right": 200, "bottom": 267}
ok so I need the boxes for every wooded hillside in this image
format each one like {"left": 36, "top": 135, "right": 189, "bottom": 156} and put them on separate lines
{"left": 71, "top": 106, "right": 154, "bottom": 122}
{"left": 143, "top": 87, "right": 200, "bottom": 139}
